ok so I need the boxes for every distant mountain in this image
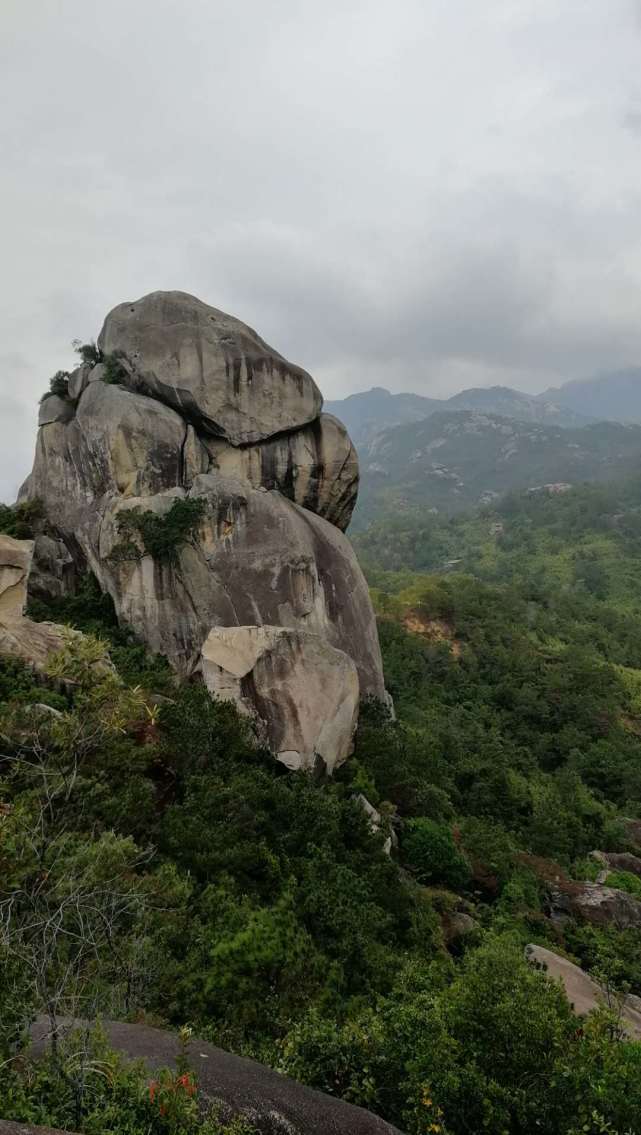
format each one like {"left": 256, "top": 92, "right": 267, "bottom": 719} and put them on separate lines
{"left": 541, "top": 369, "right": 641, "bottom": 424}
{"left": 352, "top": 410, "right": 641, "bottom": 528}
{"left": 445, "top": 385, "right": 591, "bottom": 426}
{"left": 325, "top": 387, "right": 440, "bottom": 446}
{"left": 327, "top": 385, "right": 592, "bottom": 445}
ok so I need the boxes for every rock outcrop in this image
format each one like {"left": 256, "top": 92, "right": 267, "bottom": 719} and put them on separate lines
{"left": 97, "top": 290, "right": 323, "bottom": 445}
{"left": 19, "top": 291, "right": 386, "bottom": 772}
{"left": 29, "top": 1016, "right": 403, "bottom": 1135}
{"left": 549, "top": 881, "right": 641, "bottom": 930}
{"left": 590, "top": 849, "right": 641, "bottom": 879}
{"left": 0, "top": 534, "right": 33, "bottom": 618}
{"left": 201, "top": 625, "right": 359, "bottom": 773}
{"left": 0, "top": 535, "right": 71, "bottom": 675}
{"left": 526, "top": 944, "right": 641, "bottom": 1039}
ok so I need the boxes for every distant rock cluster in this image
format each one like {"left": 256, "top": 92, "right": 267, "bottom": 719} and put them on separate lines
{"left": 20, "top": 291, "right": 387, "bottom": 771}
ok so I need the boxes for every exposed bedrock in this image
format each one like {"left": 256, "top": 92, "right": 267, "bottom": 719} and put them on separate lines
{"left": 201, "top": 625, "right": 360, "bottom": 773}
{"left": 97, "top": 290, "right": 323, "bottom": 445}
{"left": 19, "top": 291, "right": 385, "bottom": 771}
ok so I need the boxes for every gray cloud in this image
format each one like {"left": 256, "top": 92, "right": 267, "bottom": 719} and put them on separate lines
{"left": 2, "top": 0, "right": 641, "bottom": 500}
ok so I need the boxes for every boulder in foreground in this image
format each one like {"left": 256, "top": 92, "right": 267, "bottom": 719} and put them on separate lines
{"left": 526, "top": 943, "right": 641, "bottom": 1039}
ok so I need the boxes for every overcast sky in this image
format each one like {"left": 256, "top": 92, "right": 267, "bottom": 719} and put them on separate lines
{"left": 3, "top": 0, "right": 641, "bottom": 501}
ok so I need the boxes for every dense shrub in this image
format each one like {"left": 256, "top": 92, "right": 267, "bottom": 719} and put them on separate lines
{"left": 401, "top": 817, "right": 471, "bottom": 889}
{"left": 40, "top": 369, "right": 70, "bottom": 401}
{"left": 111, "top": 498, "right": 207, "bottom": 564}
{"left": 0, "top": 499, "right": 42, "bottom": 539}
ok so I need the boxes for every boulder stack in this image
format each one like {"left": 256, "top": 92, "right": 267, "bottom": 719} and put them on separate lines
{"left": 20, "top": 291, "right": 386, "bottom": 771}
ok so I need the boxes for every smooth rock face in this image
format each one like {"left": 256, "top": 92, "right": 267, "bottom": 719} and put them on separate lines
{"left": 205, "top": 413, "right": 358, "bottom": 531}
{"left": 0, "top": 535, "right": 33, "bottom": 618}
{"left": 98, "top": 290, "right": 323, "bottom": 445}
{"left": 67, "top": 364, "right": 91, "bottom": 401}
{"left": 0, "top": 616, "right": 69, "bottom": 673}
{"left": 30, "top": 1016, "right": 403, "bottom": 1135}
{"left": 526, "top": 944, "right": 641, "bottom": 1038}
{"left": 98, "top": 477, "right": 385, "bottom": 701}
{"left": 38, "top": 395, "right": 74, "bottom": 427}
{"left": 21, "top": 290, "right": 385, "bottom": 771}
{"left": 0, "top": 537, "right": 71, "bottom": 673}
{"left": 201, "top": 625, "right": 359, "bottom": 771}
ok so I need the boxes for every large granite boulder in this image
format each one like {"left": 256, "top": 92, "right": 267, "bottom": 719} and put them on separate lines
{"left": 29, "top": 1016, "right": 403, "bottom": 1135}
{"left": 201, "top": 625, "right": 359, "bottom": 772}
{"left": 526, "top": 944, "right": 641, "bottom": 1039}
{"left": 205, "top": 413, "right": 358, "bottom": 530}
{"left": 549, "top": 881, "right": 641, "bottom": 930}
{"left": 98, "top": 290, "right": 323, "bottom": 445}
{"left": 20, "top": 291, "right": 385, "bottom": 772}
{"left": 0, "top": 534, "right": 33, "bottom": 618}
{"left": 96, "top": 475, "right": 384, "bottom": 700}
{"left": 0, "top": 535, "right": 78, "bottom": 676}
{"left": 38, "top": 395, "right": 74, "bottom": 427}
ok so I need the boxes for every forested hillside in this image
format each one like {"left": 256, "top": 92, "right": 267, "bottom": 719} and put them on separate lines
{"left": 325, "top": 384, "right": 591, "bottom": 447}
{"left": 3, "top": 485, "right": 641, "bottom": 1134}
{"left": 353, "top": 412, "right": 641, "bottom": 528}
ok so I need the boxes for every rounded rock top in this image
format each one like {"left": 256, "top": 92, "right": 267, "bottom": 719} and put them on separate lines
{"left": 97, "top": 290, "right": 323, "bottom": 446}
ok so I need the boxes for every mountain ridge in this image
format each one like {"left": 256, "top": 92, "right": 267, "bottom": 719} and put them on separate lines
{"left": 352, "top": 409, "right": 641, "bottom": 527}
{"left": 326, "top": 384, "right": 594, "bottom": 445}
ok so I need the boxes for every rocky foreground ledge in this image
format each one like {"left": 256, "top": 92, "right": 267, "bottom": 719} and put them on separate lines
{"left": 19, "top": 291, "right": 388, "bottom": 773}
{"left": 24, "top": 1016, "right": 403, "bottom": 1135}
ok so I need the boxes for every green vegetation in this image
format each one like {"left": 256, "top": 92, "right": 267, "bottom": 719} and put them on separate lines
{"left": 3, "top": 480, "right": 641, "bottom": 1132}
{"left": 40, "top": 369, "right": 71, "bottom": 403}
{"left": 352, "top": 411, "right": 641, "bottom": 527}
{"left": 72, "top": 338, "right": 102, "bottom": 366}
{"left": 0, "top": 498, "right": 42, "bottom": 539}
{"left": 110, "top": 498, "right": 207, "bottom": 565}
{"left": 36, "top": 341, "right": 130, "bottom": 406}
{"left": 103, "top": 349, "right": 129, "bottom": 384}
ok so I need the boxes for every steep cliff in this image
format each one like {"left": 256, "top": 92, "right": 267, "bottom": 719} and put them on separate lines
{"left": 20, "top": 291, "right": 385, "bottom": 771}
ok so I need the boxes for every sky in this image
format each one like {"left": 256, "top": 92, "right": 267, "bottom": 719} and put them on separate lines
{"left": 3, "top": 0, "right": 641, "bottom": 500}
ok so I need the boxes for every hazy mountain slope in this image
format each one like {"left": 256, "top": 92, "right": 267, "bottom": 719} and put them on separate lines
{"left": 352, "top": 411, "right": 641, "bottom": 527}
{"left": 541, "top": 369, "right": 641, "bottom": 423}
{"left": 446, "top": 385, "right": 592, "bottom": 426}
{"left": 327, "top": 385, "right": 592, "bottom": 445}
{"left": 324, "top": 387, "right": 440, "bottom": 445}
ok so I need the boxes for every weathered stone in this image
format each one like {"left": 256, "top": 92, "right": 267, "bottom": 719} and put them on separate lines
{"left": 0, "top": 539, "right": 109, "bottom": 681}
{"left": 355, "top": 793, "right": 396, "bottom": 855}
{"left": 88, "top": 362, "right": 107, "bottom": 383}
{"left": 38, "top": 395, "right": 74, "bottom": 427}
{"left": 26, "top": 383, "right": 195, "bottom": 520}
{"left": 29, "top": 1016, "right": 402, "bottom": 1135}
{"left": 201, "top": 625, "right": 359, "bottom": 772}
{"left": 205, "top": 413, "right": 358, "bottom": 530}
{"left": 526, "top": 944, "right": 641, "bottom": 1038}
{"left": 97, "top": 477, "right": 385, "bottom": 701}
{"left": 590, "top": 849, "right": 641, "bottom": 878}
{"left": 67, "top": 365, "right": 91, "bottom": 401}
{"left": 549, "top": 882, "right": 641, "bottom": 929}
{"left": 20, "top": 292, "right": 387, "bottom": 768}
{"left": 98, "top": 290, "right": 323, "bottom": 446}
{"left": 0, "top": 535, "right": 33, "bottom": 618}
{"left": 441, "top": 910, "right": 480, "bottom": 947}
{"left": 0, "top": 616, "right": 68, "bottom": 673}
{"left": 27, "top": 534, "right": 76, "bottom": 600}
